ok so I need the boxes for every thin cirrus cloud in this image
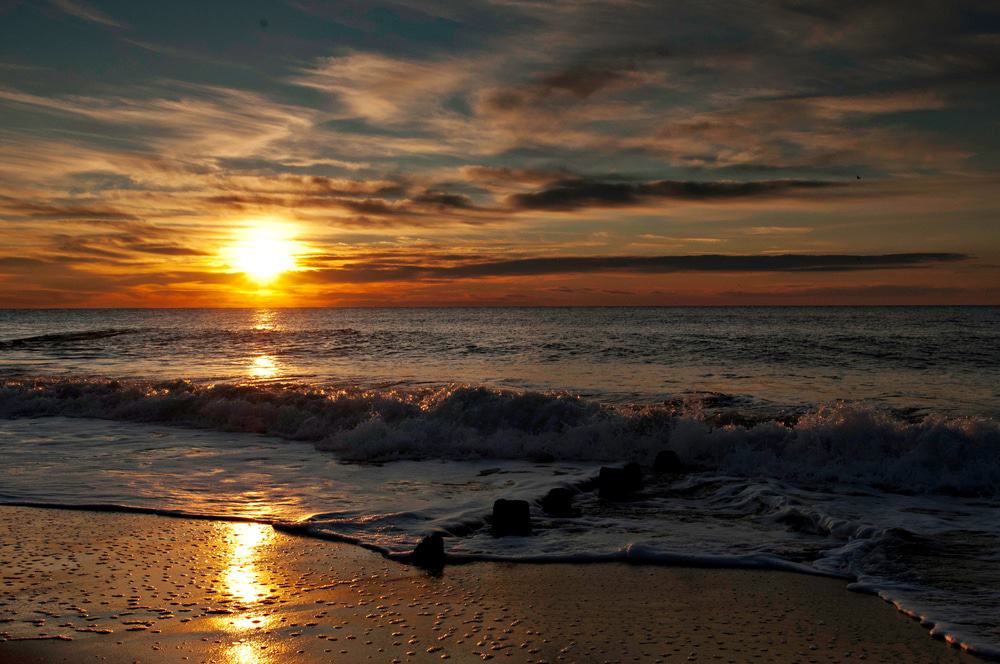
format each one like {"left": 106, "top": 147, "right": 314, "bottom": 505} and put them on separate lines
{"left": 48, "top": 0, "right": 128, "bottom": 29}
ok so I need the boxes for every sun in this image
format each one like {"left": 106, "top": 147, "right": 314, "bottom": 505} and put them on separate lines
{"left": 226, "top": 222, "right": 301, "bottom": 284}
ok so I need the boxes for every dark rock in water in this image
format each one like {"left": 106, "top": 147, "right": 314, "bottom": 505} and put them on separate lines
{"left": 540, "top": 487, "right": 579, "bottom": 517}
{"left": 653, "top": 450, "right": 684, "bottom": 474}
{"left": 410, "top": 533, "right": 445, "bottom": 570}
{"left": 491, "top": 499, "right": 532, "bottom": 536}
{"left": 599, "top": 462, "right": 642, "bottom": 498}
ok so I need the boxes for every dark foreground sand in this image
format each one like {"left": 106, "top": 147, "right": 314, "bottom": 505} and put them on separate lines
{"left": 0, "top": 506, "right": 973, "bottom": 664}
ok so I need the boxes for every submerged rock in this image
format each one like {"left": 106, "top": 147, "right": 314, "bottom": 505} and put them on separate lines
{"left": 653, "top": 450, "right": 684, "bottom": 474}
{"left": 491, "top": 499, "right": 532, "bottom": 536}
{"left": 539, "top": 487, "right": 580, "bottom": 517}
{"left": 598, "top": 462, "right": 642, "bottom": 499}
{"left": 410, "top": 533, "right": 445, "bottom": 570}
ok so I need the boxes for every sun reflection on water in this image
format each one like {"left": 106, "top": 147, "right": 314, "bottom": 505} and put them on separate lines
{"left": 249, "top": 355, "right": 279, "bottom": 380}
{"left": 251, "top": 309, "right": 279, "bottom": 331}
{"left": 245, "top": 310, "right": 285, "bottom": 381}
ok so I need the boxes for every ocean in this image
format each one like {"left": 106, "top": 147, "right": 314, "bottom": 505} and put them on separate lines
{"left": 1, "top": 307, "right": 998, "bottom": 656}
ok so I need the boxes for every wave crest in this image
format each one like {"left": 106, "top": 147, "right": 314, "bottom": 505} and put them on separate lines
{"left": 0, "top": 329, "right": 136, "bottom": 350}
{"left": 1, "top": 377, "right": 997, "bottom": 495}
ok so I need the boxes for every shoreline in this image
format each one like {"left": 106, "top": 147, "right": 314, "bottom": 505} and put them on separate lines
{"left": 0, "top": 505, "right": 979, "bottom": 663}
{"left": 1, "top": 498, "right": 850, "bottom": 574}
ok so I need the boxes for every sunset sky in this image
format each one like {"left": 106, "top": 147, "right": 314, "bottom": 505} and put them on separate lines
{"left": 1, "top": 0, "right": 998, "bottom": 306}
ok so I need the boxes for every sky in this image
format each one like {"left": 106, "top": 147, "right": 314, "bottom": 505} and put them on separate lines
{"left": 1, "top": 0, "right": 999, "bottom": 307}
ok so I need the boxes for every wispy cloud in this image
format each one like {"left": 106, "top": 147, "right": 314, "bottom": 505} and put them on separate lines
{"left": 49, "top": 0, "right": 128, "bottom": 28}
{"left": 746, "top": 226, "right": 813, "bottom": 236}
{"left": 293, "top": 51, "right": 475, "bottom": 123}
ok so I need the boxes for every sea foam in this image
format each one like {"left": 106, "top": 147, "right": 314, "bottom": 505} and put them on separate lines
{"left": 1, "top": 377, "right": 997, "bottom": 496}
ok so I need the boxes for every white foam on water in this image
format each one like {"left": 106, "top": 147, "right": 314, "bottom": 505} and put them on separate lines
{"left": 2, "top": 378, "right": 998, "bottom": 495}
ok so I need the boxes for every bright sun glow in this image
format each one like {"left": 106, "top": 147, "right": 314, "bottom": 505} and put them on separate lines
{"left": 226, "top": 222, "right": 300, "bottom": 284}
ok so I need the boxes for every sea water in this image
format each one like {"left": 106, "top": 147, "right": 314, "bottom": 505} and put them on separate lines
{"left": 0, "top": 307, "right": 998, "bottom": 656}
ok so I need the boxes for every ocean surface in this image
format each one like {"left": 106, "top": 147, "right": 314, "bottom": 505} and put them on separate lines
{"left": 1, "top": 307, "right": 998, "bottom": 656}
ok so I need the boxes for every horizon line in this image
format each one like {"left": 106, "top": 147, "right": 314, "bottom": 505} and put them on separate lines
{"left": 2, "top": 303, "right": 997, "bottom": 311}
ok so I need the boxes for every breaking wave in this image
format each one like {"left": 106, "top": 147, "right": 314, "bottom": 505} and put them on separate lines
{"left": 0, "top": 328, "right": 137, "bottom": 350}
{"left": 1, "top": 376, "right": 997, "bottom": 496}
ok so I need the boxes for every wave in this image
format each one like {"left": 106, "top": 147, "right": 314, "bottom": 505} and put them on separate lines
{"left": 0, "top": 328, "right": 137, "bottom": 350}
{"left": 1, "top": 376, "right": 997, "bottom": 496}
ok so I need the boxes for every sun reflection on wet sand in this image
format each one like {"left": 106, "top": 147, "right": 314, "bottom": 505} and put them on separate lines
{"left": 226, "top": 641, "right": 266, "bottom": 664}
{"left": 219, "top": 522, "right": 276, "bottom": 662}
{"left": 224, "top": 522, "right": 272, "bottom": 604}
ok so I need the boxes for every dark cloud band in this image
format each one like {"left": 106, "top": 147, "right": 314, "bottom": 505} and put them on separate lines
{"left": 508, "top": 179, "right": 843, "bottom": 211}
{"left": 309, "top": 253, "right": 969, "bottom": 283}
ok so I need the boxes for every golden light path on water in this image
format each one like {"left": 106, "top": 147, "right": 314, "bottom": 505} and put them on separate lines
{"left": 249, "top": 355, "right": 279, "bottom": 380}
{"left": 251, "top": 309, "right": 279, "bottom": 331}
{"left": 247, "top": 309, "right": 283, "bottom": 381}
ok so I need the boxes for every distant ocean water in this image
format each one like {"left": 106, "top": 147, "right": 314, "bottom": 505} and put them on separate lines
{"left": 1, "top": 307, "right": 998, "bottom": 657}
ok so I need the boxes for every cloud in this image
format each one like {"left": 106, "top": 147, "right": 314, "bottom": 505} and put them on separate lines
{"left": 194, "top": 173, "right": 847, "bottom": 223}
{"left": 460, "top": 165, "right": 570, "bottom": 186}
{"left": 645, "top": 93, "right": 972, "bottom": 173}
{"left": 794, "top": 90, "right": 949, "bottom": 118}
{"left": 0, "top": 196, "right": 137, "bottom": 221}
{"left": 0, "top": 257, "right": 48, "bottom": 270}
{"left": 0, "top": 84, "right": 317, "bottom": 162}
{"left": 307, "top": 252, "right": 969, "bottom": 283}
{"left": 508, "top": 178, "right": 843, "bottom": 211}
{"left": 409, "top": 191, "right": 476, "bottom": 209}
{"left": 293, "top": 52, "right": 474, "bottom": 123}
{"left": 49, "top": 0, "right": 127, "bottom": 28}
{"left": 124, "top": 242, "right": 209, "bottom": 257}
{"left": 479, "top": 65, "right": 637, "bottom": 113}
{"left": 746, "top": 226, "right": 813, "bottom": 235}
{"left": 202, "top": 187, "right": 490, "bottom": 226}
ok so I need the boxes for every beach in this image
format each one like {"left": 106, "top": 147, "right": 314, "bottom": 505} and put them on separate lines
{"left": 4, "top": 0, "right": 1000, "bottom": 657}
{"left": 0, "top": 506, "right": 974, "bottom": 664}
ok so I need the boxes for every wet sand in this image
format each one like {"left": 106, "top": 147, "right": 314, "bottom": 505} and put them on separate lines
{"left": 0, "top": 506, "right": 973, "bottom": 663}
